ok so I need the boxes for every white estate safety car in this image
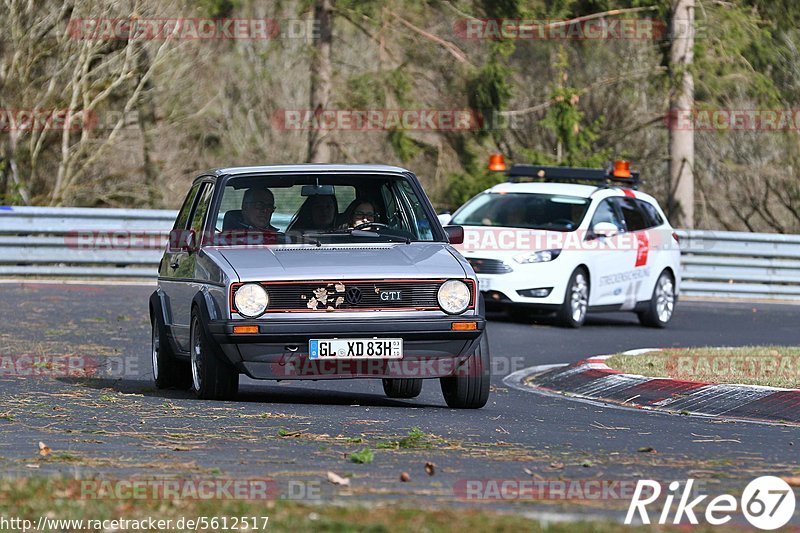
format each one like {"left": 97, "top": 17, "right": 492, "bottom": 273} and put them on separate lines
{"left": 440, "top": 158, "right": 681, "bottom": 328}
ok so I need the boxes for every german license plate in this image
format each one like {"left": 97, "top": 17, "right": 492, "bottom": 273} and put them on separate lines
{"left": 309, "top": 338, "right": 403, "bottom": 359}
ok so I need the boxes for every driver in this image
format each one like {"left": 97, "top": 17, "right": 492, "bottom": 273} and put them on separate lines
{"left": 237, "top": 188, "right": 279, "bottom": 231}
{"left": 342, "top": 199, "right": 379, "bottom": 229}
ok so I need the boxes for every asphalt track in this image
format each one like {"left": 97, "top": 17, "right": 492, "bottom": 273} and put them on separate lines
{"left": 1, "top": 282, "right": 799, "bottom": 522}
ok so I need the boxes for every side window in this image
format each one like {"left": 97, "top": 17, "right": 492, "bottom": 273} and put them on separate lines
{"left": 395, "top": 180, "right": 434, "bottom": 240}
{"left": 638, "top": 200, "right": 664, "bottom": 228}
{"left": 589, "top": 199, "right": 625, "bottom": 231}
{"left": 173, "top": 183, "right": 201, "bottom": 231}
{"left": 189, "top": 182, "right": 214, "bottom": 235}
{"left": 617, "top": 198, "right": 648, "bottom": 232}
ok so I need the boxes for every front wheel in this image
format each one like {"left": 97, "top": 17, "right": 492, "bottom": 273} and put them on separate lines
{"left": 638, "top": 270, "right": 675, "bottom": 328}
{"left": 382, "top": 378, "right": 423, "bottom": 399}
{"left": 190, "top": 311, "right": 239, "bottom": 400}
{"left": 440, "top": 332, "right": 490, "bottom": 409}
{"left": 556, "top": 268, "right": 589, "bottom": 328}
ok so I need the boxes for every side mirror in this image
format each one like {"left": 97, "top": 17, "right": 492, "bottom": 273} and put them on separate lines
{"left": 170, "top": 229, "right": 197, "bottom": 252}
{"left": 437, "top": 212, "right": 452, "bottom": 226}
{"left": 592, "top": 222, "right": 619, "bottom": 239}
{"left": 444, "top": 225, "right": 464, "bottom": 245}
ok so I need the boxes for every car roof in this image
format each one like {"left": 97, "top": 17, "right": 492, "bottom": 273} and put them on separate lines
{"left": 487, "top": 181, "right": 603, "bottom": 198}
{"left": 203, "top": 164, "right": 412, "bottom": 177}
{"left": 485, "top": 181, "right": 661, "bottom": 204}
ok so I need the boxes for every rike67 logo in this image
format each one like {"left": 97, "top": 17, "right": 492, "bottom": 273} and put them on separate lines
{"left": 626, "top": 477, "right": 796, "bottom": 530}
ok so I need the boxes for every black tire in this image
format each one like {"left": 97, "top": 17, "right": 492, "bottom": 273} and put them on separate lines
{"left": 440, "top": 331, "right": 490, "bottom": 409}
{"left": 638, "top": 270, "right": 676, "bottom": 328}
{"left": 556, "top": 267, "right": 589, "bottom": 328}
{"left": 382, "top": 378, "right": 423, "bottom": 399}
{"left": 151, "top": 315, "right": 191, "bottom": 390}
{"left": 189, "top": 310, "right": 239, "bottom": 400}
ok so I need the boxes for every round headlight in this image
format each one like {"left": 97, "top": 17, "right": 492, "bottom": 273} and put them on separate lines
{"left": 234, "top": 283, "right": 269, "bottom": 317}
{"left": 437, "top": 280, "right": 471, "bottom": 315}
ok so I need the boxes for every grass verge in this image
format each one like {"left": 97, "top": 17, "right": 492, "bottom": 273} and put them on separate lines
{"left": 605, "top": 346, "right": 800, "bottom": 389}
{"left": 0, "top": 476, "right": 705, "bottom": 533}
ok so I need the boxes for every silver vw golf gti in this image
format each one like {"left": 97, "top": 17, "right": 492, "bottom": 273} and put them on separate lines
{"left": 150, "top": 165, "right": 490, "bottom": 408}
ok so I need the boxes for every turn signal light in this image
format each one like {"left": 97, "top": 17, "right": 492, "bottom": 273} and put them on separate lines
{"left": 488, "top": 153, "right": 507, "bottom": 172}
{"left": 451, "top": 322, "right": 478, "bottom": 331}
{"left": 233, "top": 325, "right": 259, "bottom": 334}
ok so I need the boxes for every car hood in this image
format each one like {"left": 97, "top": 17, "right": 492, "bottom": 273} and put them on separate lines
{"left": 215, "top": 243, "right": 467, "bottom": 282}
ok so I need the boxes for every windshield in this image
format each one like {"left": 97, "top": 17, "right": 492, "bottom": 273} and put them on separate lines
{"left": 211, "top": 174, "right": 438, "bottom": 245}
{"left": 450, "top": 192, "right": 590, "bottom": 232}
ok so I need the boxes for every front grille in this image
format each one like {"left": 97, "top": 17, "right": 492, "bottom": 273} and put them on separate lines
{"left": 467, "top": 258, "right": 513, "bottom": 274}
{"left": 235, "top": 279, "right": 455, "bottom": 313}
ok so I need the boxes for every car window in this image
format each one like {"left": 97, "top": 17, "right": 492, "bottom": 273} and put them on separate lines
{"left": 450, "top": 192, "right": 589, "bottom": 232}
{"left": 638, "top": 200, "right": 664, "bottom": 228}
{"left": 395, "top": 180, "right": 434, "bottom": 240}
{"left": 589, "top": 198, "right": 625, "bottom": 231}
{"left": 189, "top": 182, "right": 214, "bottom": 234}
{"left": 212, "top": 174, "right": 438, "bottom": 244}
{"left": 172, "top": 182, "right": 201, "bottom": 231}
{"left": 616, "top": 197, "right": 649, "bottom": 232}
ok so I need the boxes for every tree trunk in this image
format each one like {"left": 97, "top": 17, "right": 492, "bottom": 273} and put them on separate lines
{"left": 668, "top": 0, "right": 695, "bottom": 228}
{"left": 135, "top": 42, "right": 159, "bottom": 207}
{"left": 307, "top": 0, "right": 333, "bottom": 163}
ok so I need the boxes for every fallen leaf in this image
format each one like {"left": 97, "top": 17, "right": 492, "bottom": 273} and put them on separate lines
{"left": 581, "top": 460, "right": 593, "bottom": 468}
{"left": 38, "top": 442, "right": 51, "bottom": 457}
{"left": 425, "top": 462, "right": 435, "bottom": 476}
{"left": 523, "top": 468, "right": 533, "bottom": 476}
{"left": 326, "top": 471, "right": 350, "bottom": 486}
{"left": 25, "top": 464, "right": 40, "bottom": 469}
{"left": 400, "top": 472, "right": 410, "bottom": 482}
{"left": 638, "top": 446, "right": 656, "bottom": 453}
{"left": 549, "top": 462, "right": 564, "bottom": 470}
{"left": 781, "top": 476, "right": 800, "bottom": 487}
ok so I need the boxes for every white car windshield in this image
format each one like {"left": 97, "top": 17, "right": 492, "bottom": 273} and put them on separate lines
{"left": 212, "top": 174, "right": 438, "bottom": 245}
{"left": 451, "top": 192, "right": 590, "bottom": 232}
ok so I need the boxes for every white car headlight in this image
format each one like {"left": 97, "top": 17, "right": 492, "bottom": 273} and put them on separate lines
{"left": 437, "top": 279, "right": 471, "bottom": 314}
{"left": 513, "top": 249, "right": 562, "bottom": 264}
{"left": 234, "top": 283, "right": 269, "bottom": 317}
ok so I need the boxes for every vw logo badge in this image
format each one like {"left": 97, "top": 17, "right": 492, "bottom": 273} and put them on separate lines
{"left": 345, "top": 287, "right": 362, "bottom": 305}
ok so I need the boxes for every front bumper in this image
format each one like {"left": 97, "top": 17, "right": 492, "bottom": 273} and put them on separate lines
{"left": 475, "top": 260, "right": 569, "bottom": 307}
{"left": 207, "top": 316, "right": 485, "bottom": 380}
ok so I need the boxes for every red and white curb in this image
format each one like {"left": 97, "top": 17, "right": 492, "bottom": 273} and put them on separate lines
{"left": 503, "top": 349, "right": 800, "bottom": 425}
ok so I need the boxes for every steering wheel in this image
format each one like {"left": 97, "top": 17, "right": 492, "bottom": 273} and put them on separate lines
{"left": 353, "top": 222, "right": 390, "bottom": 231}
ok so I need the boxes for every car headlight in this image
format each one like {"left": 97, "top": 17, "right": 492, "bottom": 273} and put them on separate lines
{"left": 234, "top": 283, "right": 269, "bottom": 317}
{"left": 513, "top": 249, "right": 562, "bottom": 264}
{"left": 437, "top": 279, "right": 471, "bottom": 314}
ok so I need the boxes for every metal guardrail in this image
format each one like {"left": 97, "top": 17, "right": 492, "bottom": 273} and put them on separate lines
{"left": 677, "top": 230, "right": 800, "bottom": 300}
{"left": 0, "top": 206, "right": 175, "bottom": 278}
{"left": 1, "top": 206, "right": 799, "bottom": 300}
